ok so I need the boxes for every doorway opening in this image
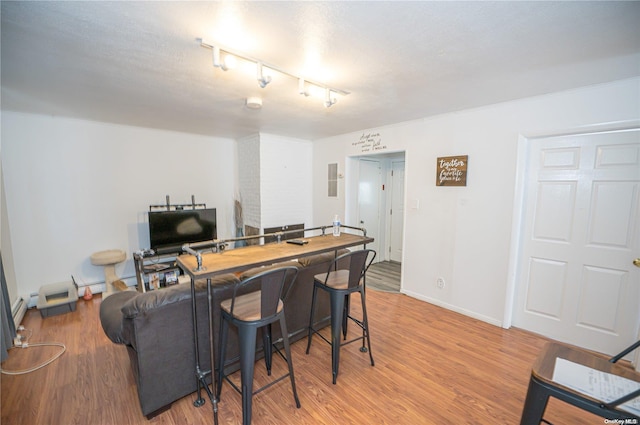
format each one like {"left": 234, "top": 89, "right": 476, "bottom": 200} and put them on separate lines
{"left": 345, "top": 151, "right": 405, "bottom": 293}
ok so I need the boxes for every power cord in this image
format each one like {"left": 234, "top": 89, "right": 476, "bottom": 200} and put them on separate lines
{"left": 1, "top": 326, "right": 66, "bottom": 375}
{"left": 12, "top": 325, "right": 32, "bottom": 347}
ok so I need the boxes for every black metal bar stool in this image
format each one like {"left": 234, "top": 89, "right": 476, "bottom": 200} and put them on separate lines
{"left": 217, "top": 266, "right": 301, "bottom": 425}
{"left": 306, "top": 249, "right": 376, "bottom": 384}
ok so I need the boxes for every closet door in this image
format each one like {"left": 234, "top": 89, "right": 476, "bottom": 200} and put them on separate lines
{"left": 513, "top": 129, "right": 640, "bottom": 355}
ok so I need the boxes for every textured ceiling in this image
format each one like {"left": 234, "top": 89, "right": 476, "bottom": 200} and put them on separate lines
{"left": 2, "top": 1, "right": 639, "bottom": 141}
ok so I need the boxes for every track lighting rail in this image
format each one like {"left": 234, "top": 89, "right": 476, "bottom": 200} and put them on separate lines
{"left": 199, "top": 39, "right": 349, "bottom": 106}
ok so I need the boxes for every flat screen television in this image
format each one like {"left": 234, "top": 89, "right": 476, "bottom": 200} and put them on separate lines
{"left": 148, "top": 208, "right": 217, "bottom": 254}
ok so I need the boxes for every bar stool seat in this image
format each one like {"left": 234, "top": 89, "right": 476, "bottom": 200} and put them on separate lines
{"left": 221, "top": 291, "right": 283, "bottom": 321}
{"left": 217, "top": 266, "right": 300, "bottom": 425}
{"left": 306, "top": 249, "right": 376, "bottom": 384}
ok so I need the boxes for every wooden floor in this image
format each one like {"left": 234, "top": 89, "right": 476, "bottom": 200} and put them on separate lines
{"left": 367, "top": 261, "right": 401, "bottom": 293}
{"left": 1, "top": 291, "right": 601, "bottom": 425}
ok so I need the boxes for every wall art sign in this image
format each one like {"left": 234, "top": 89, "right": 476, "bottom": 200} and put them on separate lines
{"left": 351, "top": 132, "right": 387, "bottom": 153}
{"left": 436, "top": 155, "right": 468, "bottom": 186}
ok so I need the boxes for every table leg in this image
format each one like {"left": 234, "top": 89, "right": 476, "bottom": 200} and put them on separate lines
{"left": 519, "top": 377, "right": 549, "bottom": 425}
{"left": 207, "top": 278, "right": 219, "bottom": 425}
{"left": 191, "top": 278, "right": 206, "bottom": 407}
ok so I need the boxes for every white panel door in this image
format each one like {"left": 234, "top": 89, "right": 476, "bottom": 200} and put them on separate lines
{"left": 358, "top": 159, "right": 382, "bottom": 260}
{"left": 389, "top": 160, "right": 405, "bottom": 262}
{"left": 513, "top": 129, "right": 640, "bottom": 355}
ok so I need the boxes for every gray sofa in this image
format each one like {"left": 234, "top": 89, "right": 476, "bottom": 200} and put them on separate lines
{"left": 100, "top": 251, "right": 345, "bottom": 418}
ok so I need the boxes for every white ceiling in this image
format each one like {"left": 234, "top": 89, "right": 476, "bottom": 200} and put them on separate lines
{"left": 2, "top": 1, "right": 639, "bottom": 141}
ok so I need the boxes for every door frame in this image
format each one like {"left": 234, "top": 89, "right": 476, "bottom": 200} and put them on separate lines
{"left": 503, "top": 134, "right": 530, "bottom": 329}
{"left": 387, "top": 159, "right": 405, "bottom": 262}
{"left": 345, "top": 151, "right": 406, "bottom": 263}
{"left": 503, "top": 122, "right": 640, "bottom": 330}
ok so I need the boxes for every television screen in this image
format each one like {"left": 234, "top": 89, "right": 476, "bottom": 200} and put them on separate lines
{"left": 148, "top": 208, "right": 217, "bottom": 254}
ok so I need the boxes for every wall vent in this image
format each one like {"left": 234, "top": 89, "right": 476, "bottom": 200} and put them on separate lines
{"left": 328, "top": 163, "right": 338, "bottom": 197}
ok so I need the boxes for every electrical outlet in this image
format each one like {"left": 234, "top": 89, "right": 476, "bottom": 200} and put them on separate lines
{"left": 436, "top": 277, "right": 446, "bottom": 289}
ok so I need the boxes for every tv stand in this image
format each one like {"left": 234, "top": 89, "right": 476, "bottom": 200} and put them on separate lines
{"left": 149, "top": 194, "right": 205, "bottom": 212}
{"left": 133, "top": 250, "right": 184, "bottom": 293}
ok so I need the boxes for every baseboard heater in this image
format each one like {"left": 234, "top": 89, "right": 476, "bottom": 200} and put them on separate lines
{"left": 12, "top": 297, "right": 27, "bottom": 328}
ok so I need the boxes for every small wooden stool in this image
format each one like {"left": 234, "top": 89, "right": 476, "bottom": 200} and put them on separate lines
{"left": 520, "top": 341, "right": 640, "bottom": 424}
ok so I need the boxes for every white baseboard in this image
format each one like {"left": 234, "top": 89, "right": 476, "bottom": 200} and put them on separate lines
{"left": 24, "top": 276, "right": 138, "bottom": 308}
{"left": 400, "top": 289, "right": 503, "bottom": 328}
{"left": 11, "top": 296, "right": 27, "bottom": 327}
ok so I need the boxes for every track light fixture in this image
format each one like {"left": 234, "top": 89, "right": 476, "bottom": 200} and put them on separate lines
{"left": 212, "top": 46, "right": 234, "bottom": 71}
{"left": 200, "top": 40, "right": 348, "bottom": 108}
{"left": 298, "top": 78, "right": 310, "bottom": 97}
{"left": 256, "top": 62, "right": 271, "bottom": 88}
{"left": 324, "top": 88, "right": 337, "bottom": 108}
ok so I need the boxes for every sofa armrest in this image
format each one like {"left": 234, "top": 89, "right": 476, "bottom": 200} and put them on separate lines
{"left": 100, "top": 290, "right": 139, "bottom": 344}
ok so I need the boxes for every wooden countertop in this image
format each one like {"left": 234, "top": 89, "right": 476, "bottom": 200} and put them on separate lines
{"left": 177, "top": 232, "right": 374, "bottom": 279}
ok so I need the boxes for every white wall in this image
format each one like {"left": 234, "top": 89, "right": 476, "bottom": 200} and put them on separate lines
{"left": 237, "top": 134, "right": 261, "bottom": 230}
{"left": 3, "top": 78, "right": 637, "bottom": 321}
{"left": 259, "top": 133, "right": 313, "bottom": 229}
{"left": 1, "top": 112, "right": 236, "bottom": 300}
{"left": 236, "top": 133, "right": 313, "bottom": 233}
{"left": 1, "top": 121, "right": 20, "bottom": 305}
{"left": 313, "top": 77, "right": 640, "bottom": 326}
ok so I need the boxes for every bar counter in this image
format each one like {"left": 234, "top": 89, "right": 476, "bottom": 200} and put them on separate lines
{"left": 177, "top": 232, "right": 373, "bottom": 279}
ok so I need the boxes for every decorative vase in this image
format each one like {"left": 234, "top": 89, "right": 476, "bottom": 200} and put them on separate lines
{"left": 83, "top": 286, "right": 93, "bottom": 300}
